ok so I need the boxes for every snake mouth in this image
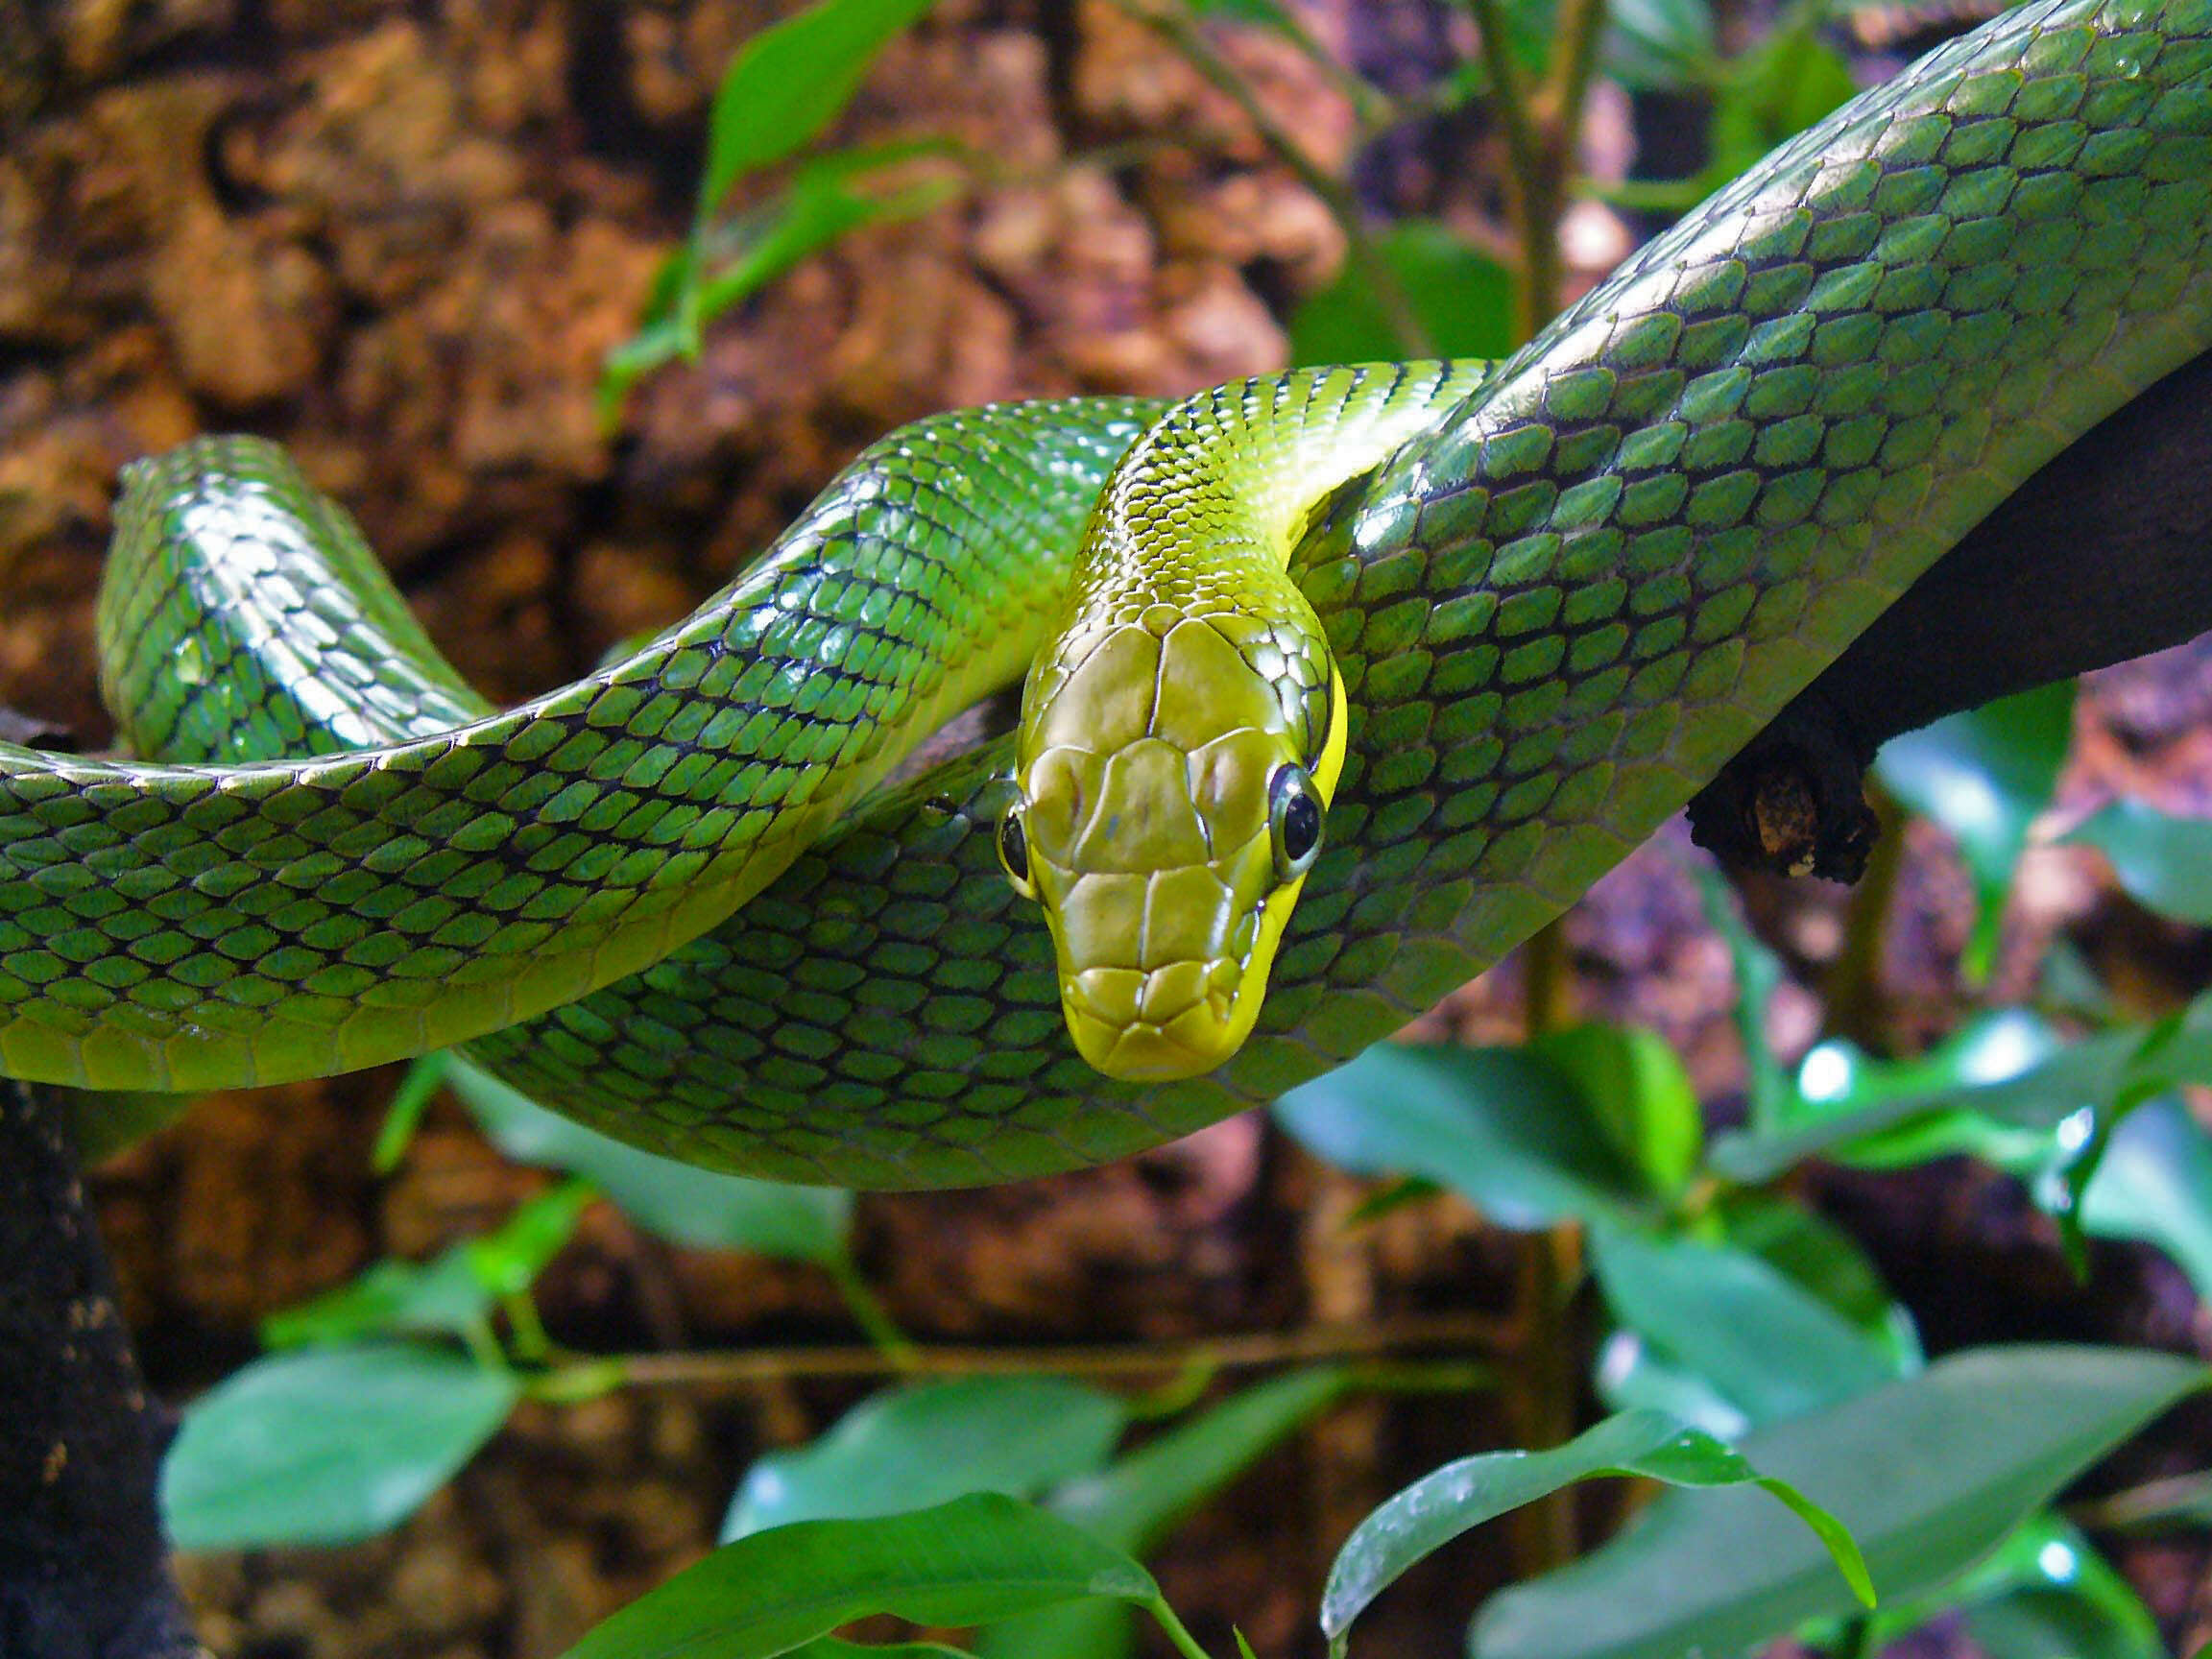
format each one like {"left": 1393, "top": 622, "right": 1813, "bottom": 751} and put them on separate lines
{"left": 1061, "top": 960, "right": 1247, "bottom": 1081}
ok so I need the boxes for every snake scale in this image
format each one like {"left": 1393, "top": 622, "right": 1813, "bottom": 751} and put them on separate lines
{"left": 18, "top": 0, "right": 2212, "bottom": 1187}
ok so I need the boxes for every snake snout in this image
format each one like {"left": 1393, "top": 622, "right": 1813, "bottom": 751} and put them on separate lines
{"left": 1062, "top": 958, "right": 1248, "bottom": 1081}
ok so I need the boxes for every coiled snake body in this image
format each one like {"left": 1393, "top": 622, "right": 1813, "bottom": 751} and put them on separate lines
{"left": 15, "top": 0, "right": 2212, "bottom": 1186}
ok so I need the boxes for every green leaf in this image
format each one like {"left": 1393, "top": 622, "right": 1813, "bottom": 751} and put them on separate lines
{"left": 1320, "top": 1408, "right": 1865, "bottom": 1647}
{"left": 260, "top": 1253, "right": 493, "bottom": 1350}
{"left": 976, "top": 1599, "right": 1133, "bottom": 1659}
{"left": 1286, "top": 222, "right": 1516, "bottom": 366}
{"left": 451, "top": 1059, "right": 853, "bottom": 1263}
{"left": 726, "top": 1379, "right": 1129, "bottom": 1541}
{"left": 699, "top": 0, "right": 937, "bottom": 218}
{"left": 560, "top": 1494, "right": 1161, "bottom": 1659}
{"left": 784, "top": 1643, "right": 974, "bottom": 1659}
{"left": 1471, "top": 1345, "right": 2206, "bottom": 1659}
{"left": 1274, "top": 1043, "right": 1653, "bottom": 1230}
{"left": 605, "top": 141, "right": 962, "bottom": 418}
{"left": 373, "top": 1050, "right": 448, "bottom": 1172}
{"left": 1710, "top": 1008, "right": 2158, "bottom": 1183}
{"left": 2078, "top": 1094, "right": 2212, "bottom": 1303}
{"left": 462, "top": 1179, "right": 593, "bottom": 1296}
{"left": 1599, "top": 0, "right": 1716, "bottom": 90}
{"left": 1875, "top": 681, "right": 2078, "bottom": 977}
{"left": 1053, "top": 1366, "right": 1352, "bottom": 1553}
{"left": 1950, "top": 1517, "right": 2162, "bottom": 1659}
{"left": 1530, "top": 1024, "right": 1702, "bottom": 1198}
{"left": 1594, "top": 1330, "right": 1753, "bottom": 1440}
{"left": 261, "top": 1179, "right": 589, "bottom": 1349}
{"left": 2068, "top": 798, "right": 2212, "bottom": 925}
{"left": 1186, "top": 0, "right": 1300, "bottom": 30}
{"left": 164, "top": 1344, "right": 519, "bottom": 1550}
{"left": 1590, "top": 1221, "right": 1905, "bottom": 1425}
{"left": 1708, "top": 25, "right": 1859, "bottom": 183}
{"left": 1712, "top": 1193, "right": 1919, "bottom": 1370}
{"left": 976, "top": 1369, "right": 1353, "bottom": 1659}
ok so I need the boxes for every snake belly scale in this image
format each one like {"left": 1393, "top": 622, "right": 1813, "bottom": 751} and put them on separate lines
{"left": 22, "top": 0, "right": 2212, "bottom": 1187}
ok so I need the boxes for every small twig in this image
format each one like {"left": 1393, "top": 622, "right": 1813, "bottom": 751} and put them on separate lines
{"left": 605, "top": 1309, "right": 1509, "bottom": 1390}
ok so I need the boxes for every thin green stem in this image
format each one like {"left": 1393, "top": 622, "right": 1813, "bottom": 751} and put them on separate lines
{"left": 824, "top": 1250, "right": 916, "bottom": 1367}
{"left": 503, "top": 1291, "right": 553, "bottom": 1364}
{"left": 599, "top": 1309, "right": 1508, "bottom": 1390}
{"left": 1147, "top": 1592, "right": 1220, "bottom": 1659}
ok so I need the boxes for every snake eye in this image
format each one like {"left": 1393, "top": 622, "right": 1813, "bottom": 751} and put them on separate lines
{"left": 1268, "top": 764, "right": 1325, "bottom": 881}
{"left": 998, "top": 805, "right": 1037, "bottom": 900}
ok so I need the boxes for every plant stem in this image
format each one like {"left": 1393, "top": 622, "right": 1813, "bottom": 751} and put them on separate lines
{"left": 1823, "top": 782, "right": 1905, "bottom": 1048}
{"left": 605, "top": 1309, "right": 1507, "bottom": 1390}
{"left": 1147, "top": 1592, "right": 1220, "bottom": 1659}
{"left": 824, "top": 1250, "right": 916, "bottom": 1367}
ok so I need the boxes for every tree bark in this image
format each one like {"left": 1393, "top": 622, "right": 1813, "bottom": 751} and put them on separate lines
{"left": 1689, "top": 346, "right": 2212, "bottom": 878}
{"left": 0, "top": 1080, "right": 202, "bottom": 1659}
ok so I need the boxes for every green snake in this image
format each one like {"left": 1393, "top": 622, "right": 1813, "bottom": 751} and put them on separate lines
{"left": 15, "top": 0, "right": 2212, "bottom": 1187}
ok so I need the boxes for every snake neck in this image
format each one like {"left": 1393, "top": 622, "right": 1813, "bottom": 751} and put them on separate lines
{"left": 1009, "top": 361, "right": 1494, "bottom": 1079}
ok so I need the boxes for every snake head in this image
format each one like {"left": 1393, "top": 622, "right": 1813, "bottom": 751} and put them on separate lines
{"left": 1005, "top": 601, "right": 1346, "bottom": 1081}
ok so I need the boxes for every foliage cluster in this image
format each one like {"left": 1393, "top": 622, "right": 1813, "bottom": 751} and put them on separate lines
{"left": 155, "top": 2, "right": 2212, "bottom": 1656}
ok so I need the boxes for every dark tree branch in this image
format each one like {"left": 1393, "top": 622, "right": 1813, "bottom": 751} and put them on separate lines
{"left": 1689, "top": 347, "right": 2212, "bottom": 878}
{"left": 0, "top": 1079, "right": 202, "bottom": 1659}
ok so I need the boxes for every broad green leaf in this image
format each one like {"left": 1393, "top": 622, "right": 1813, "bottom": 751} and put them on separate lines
{"left": 974, "top": 1370, "right": 1350, "bottom": 1659}
{"left": 1052, "top": 1367, "right": 1353, "bottom": 1553}
{"left": 1320, "top": 1408, "right": 1865, "bottom": 1647}
{"left": 1799, "top": 1512, "right": 2160, "bottom": 1658}
{"left": 1286, "top": 222, "right": 1515, "bottom": 365}
{"left": 1944, "top": 1517, "right": 2161, "bottom": 1659}
{"left": 1590, "top": 1222, "right": 1904, "bottom": 1425}
{"left": 164, "top": 1344, "right": 519, "bottom": 1550}
{"left": 725, "top": 1379, "right": 1128, "bottom": 1541}
{"left": 1530, "top": 1024, "right": 1702, "bottom": 1198}
{"left": 699, "top": 0, "right": 937, "bottom": 217}
{"left": 976, "top": 1599, "right": 1132, "bottom": 1659}
{"left": 785, "top": 1643, "right": 973, "bottom": 1659}
{"left": 1875, "top": 681, "right": 2078, "bottom": 977}
{"left": 1594, "top": 1330, "right": 1751, "bottom": 1441}
{"left": 451, "top": 1059, "right": 853, "bottom": 1263}
{"left": 1709, "top": 1007, "right": 2170, "bottom": 1183}
{"left": 1275, "top": 1044, "right": 1652, "bottom": 1230}
{"left": 1472, "top": 1345, "right": 2206, "bottom": 1659}
{"left": 1712, "top": 1193, "right": 1919, "bottom": 1371}
{"left": 2068, "top": 798, "right": 2212, "bottom": 925}
{"left": 560, "top": 1493, "right": 1160, "bottom": 1659}
{"left": 2078, "top": 1095, "right": 2212, "bottom": 1303}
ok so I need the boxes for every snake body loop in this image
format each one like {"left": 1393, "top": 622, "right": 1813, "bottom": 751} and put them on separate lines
{"left": 32, "top": 0, "right": 2212, "bottom": 1186}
